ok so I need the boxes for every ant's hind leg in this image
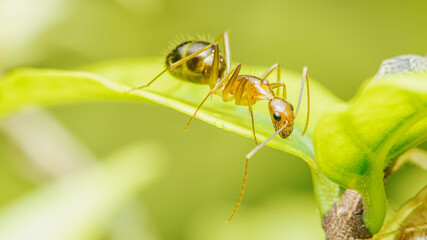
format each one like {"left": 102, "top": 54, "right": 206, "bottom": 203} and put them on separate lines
{"left": 214, "top": 32, "right": 231, "bottom": 73}
{"left": 125, "top": 43, "right": 218, "bottom": 93}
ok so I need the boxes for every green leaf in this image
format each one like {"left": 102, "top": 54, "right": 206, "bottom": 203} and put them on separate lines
{"left": 0, "top": 58, "right": 342, "bottom": 218}
{"left": 81, "top": 58, "right": 346, "bottom": 216}
{"left": 81, "top": 58, "right": 341, "bottom": 168}
{"left": 0, "top": 58, "right": 340, "bottom": 169}
{"left": 314, "top": 71, "right": 427, "bottom": 234}
{"left": 0, "top": 68, "right": 134, "bottom": 119}
{"left": 0, "top": 141, "right": 164, "bottom": 240}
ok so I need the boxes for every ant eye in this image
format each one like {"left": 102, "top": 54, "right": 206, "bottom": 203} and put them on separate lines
{"left": 273, "top": 112, "right": 281, "bottom": 122}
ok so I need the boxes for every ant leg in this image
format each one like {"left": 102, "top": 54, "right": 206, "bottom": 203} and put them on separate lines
{"left": 184, "top": 63, "right": 242, "bottom": 131}
{"left": 226, "top": 121, "right": 289, "bottom": 223}
{"left": 294, "top": 67, "right": 310, "bottom": 136}
{"left": 270, "top": 82, "right": 287, "bottom": 99}
{"left": 226, "top": 156, "right": 248, "bottom": 223}
{"left": 214, "top": 32, "right": 231, "bottom": 73}
{"left": 208, "top": 41, "right": 220, "bottom": 88}
{"left": 261, "top": 64, "right": 286, "bottom": 98}
{"left": 125, "top": 43, "right": 218, "bottom": 92}
{"left": 246, "top": 83, "right": 258, "bottom": 145}
{"left": 261, "top": 63, "right": 280, "bottom": 81}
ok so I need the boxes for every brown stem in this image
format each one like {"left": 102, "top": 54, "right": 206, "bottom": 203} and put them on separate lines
{"left": 322, "top": 189, "right": 372, "bottom": 239}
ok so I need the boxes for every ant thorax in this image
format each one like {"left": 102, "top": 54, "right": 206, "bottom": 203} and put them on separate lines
{"left": 217, "top": 75, "right": 275, "bottom": 104}
{"left": 246, "top": 76, "right": 276, "bottom": 100}
{"left": 166, "top": 41, "right": 226, "bottom": 84}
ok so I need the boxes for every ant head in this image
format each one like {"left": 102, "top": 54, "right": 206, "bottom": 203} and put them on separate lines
{"left": 268, "top": 97, "right": 294, "bottom": 138}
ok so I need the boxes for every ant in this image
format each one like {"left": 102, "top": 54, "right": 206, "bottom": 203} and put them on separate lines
{"left": 126, "top": 32, "right": 310, "bottom": 222}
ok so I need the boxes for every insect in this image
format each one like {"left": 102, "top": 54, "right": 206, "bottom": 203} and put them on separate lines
{"left": 126, "top": 32, "right": 310, "bottom": 222}
{"left": 226, "top": 66, "right": 310, "bottom": 222}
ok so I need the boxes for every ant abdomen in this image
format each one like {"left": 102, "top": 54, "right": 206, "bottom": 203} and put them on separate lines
{"left": 166, "top": 41, "right": 226, "bottom": 84}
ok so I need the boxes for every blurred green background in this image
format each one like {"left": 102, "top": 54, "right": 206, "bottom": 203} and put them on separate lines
{"left": 0, "top": 0, "right": 426, "bottom": 239}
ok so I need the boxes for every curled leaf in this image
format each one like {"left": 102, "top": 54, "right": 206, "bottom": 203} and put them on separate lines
{"left": 315, "top": 68, "right": 427, "bottom": 233}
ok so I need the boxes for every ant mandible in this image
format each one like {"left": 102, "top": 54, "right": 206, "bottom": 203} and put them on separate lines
{"left": 126, "top": 32, "right": 310, "bottom": 222}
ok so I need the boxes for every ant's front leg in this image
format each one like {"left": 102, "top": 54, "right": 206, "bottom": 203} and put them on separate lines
{"left": 270, "top": 82, "right": 287, "bottom": 99}
{"left": 261, "top": 64, "right": 286, "bottom": 98}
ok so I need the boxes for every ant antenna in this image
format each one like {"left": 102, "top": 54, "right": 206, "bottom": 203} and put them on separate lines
{"left": 294, "top": 67, "right": 310, "bottom": 136}
{"left": 226, "top": 121, "right": 288, "bottom": 223}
